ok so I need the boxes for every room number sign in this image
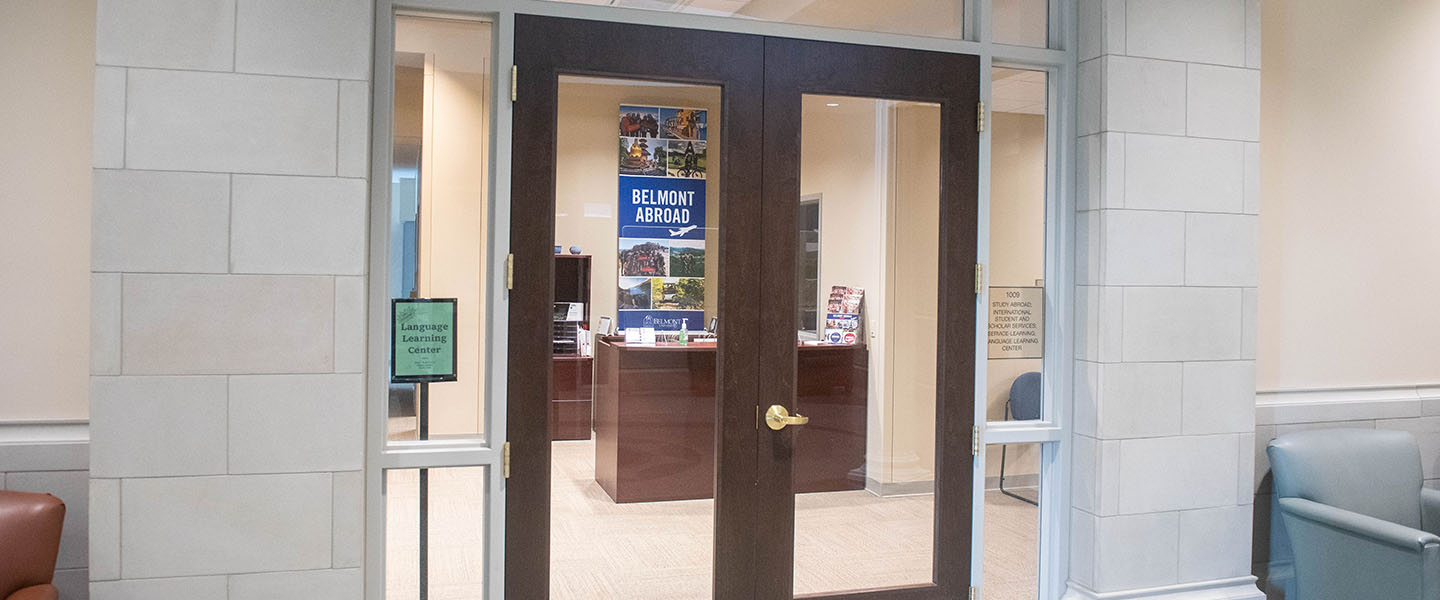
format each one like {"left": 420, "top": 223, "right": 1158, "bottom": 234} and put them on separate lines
{"left": 987, "top": 287, "right": 1044, "bottom": 359}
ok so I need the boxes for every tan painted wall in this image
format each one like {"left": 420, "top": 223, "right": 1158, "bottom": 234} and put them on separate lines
{"left": 883, "top": 104, "right": 941, "bottom": 484}
{"left": 1258, "top": 0, "right": 1440, "bottom": 390}
{"left": 555, "top": 80, "right": 721, "bottom": 334}
{"left": 799, "top": 97, "right": 898, "bottom": 481}
{"left": 397, "top": 18, "right": 491, "bottom": 436}
{"left": 985, "top": 112, "right": 1047, "bottom": 479}
{"left": 0, "top": 0, "right": 95, "bottom": 421}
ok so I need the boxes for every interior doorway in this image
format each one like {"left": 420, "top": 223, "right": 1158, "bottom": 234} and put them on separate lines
{"left": 507, "top": 15, "right": 980, "bottom": 600}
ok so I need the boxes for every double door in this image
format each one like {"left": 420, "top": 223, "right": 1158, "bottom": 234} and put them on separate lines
{"left": 508, "top": 14, "right": 979, "bottom": 600}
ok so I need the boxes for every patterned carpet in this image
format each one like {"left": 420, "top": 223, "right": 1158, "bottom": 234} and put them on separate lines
{"left": 386, "top": 438, "right": 1039, "bottom": 599}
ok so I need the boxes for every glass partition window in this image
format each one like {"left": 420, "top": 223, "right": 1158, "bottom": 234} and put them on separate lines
{"left": 981, "top": 66, "right": 1050, "bottom": 600}
{"left": 993, "top": 0, "right": 1049, "bottom": 47}
{"left": 541, "top": 0, "right": 964, "bottom": 40}
{"left": 791, "top": 94, "right": 942, "bottom": 595}
{"left": 987, "top": 67, "right": 1048, "bottom": 425}
{"left": 797, "top": 195, "right": 821, "bottom": 336}
{"left": 385, "top": 467, "right": 488, "bottom": 599}
{"left": 384, "top": 15, "right": 496, "bottom": 600}
{"left": 388, "top": 16, "right": 492, "bottom": 443}
{"left": 983, "top": 442, "right": 1042, "bottom": 600}
{"left": 549, "top": 75, "right": 723, "bottom": 599}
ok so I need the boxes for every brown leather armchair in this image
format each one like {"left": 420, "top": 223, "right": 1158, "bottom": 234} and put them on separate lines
{"left": 0, "top": 491, "right": 66, "bottom": 600}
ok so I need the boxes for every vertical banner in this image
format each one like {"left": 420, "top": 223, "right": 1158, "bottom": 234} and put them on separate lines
{"left": 617, "top": 104, "right": 708, "bottom": 331}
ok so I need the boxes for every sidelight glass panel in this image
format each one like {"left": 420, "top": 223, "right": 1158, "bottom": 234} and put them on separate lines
{"left": 539, "top": 0, "right": 965, "bottom": 40}
{"left": 387, "top": 16, "right": 493, "bottom": 443}
{"left": 385, "top": 466, "right": 489, "bottom": 600}
{"left": 987, "top": 67, "right": 1049, "bottom": 425}
{"left": 982, "top": 442, "right": 1042, "bottom": 600}
{"left": 549, "top": 75, "right": 722, "bottom": 600}
{"left": 791, "top": 94, "right": 941, "bottom": 595}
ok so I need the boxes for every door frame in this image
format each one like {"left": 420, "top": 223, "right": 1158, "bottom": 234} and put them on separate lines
{"left": 364, "top": 2, "right": 1079, "bottom": 599}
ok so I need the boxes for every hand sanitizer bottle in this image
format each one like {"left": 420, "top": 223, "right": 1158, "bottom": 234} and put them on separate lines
{"left": 679, "top": 318, "right": 689, "bottom": 345}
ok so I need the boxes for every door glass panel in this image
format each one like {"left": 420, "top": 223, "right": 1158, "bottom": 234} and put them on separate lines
{"left": 983, "top": 442, "right": 1042, "bottom": 600}
{"left": 385, "top": 466, "right": 489, "bottom": 599}
{"left": 539, "top": 0, "right": 965, "bottom": 40}
{"left": 550, "top": 75, "right": 721, "bottom": 599}
{"left": 388, "top": 16, "right": 492, "bottom": 443}
{"left": 987, "top": 68, "right": 1048, "bottom": 424}
{"left": 791, "top": 94, "right": 941, "bottom": 595}
{"left": 994, "top": 0, "right": 1049, "bottom": 47}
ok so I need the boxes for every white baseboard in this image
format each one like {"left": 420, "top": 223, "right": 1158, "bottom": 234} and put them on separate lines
{"left": 0, "top": 419, "right": 89, "bottom": 443}
{"left": 0, "top": 419, "right": 90, "bottom": 472}
{"left": 1256, "top": 384, "right": 1440, "bottom": 425}
{"left": 1063, "top": 577, "right": 1264, "bottom": 600}
{"left": 865, "top": 477, "right": 933, "bottom": 496}
{"left": 986, "top": 473, "right": 1039, "bottom": 490}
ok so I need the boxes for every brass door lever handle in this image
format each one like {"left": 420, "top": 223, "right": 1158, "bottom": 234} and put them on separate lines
{"left": 765, "top": 405, "right": 809, "bottom": 431}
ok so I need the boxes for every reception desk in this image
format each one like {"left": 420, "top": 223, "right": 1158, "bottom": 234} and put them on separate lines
{"left": 593, "top": 337, "right": 867, "bottom": 503}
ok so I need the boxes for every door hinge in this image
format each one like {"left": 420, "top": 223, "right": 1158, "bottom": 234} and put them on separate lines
{"left": 974, "top": 263, "right": 984, "bottom": 294}
{"left": 506, "top": 253, "right": 514, "bottom": 290}
{"left": 970, "top": 586, "right": 978, "bottom": 600}
{"left": 971, "top": 425, "right": 981, "bottom": 457}
{"left": 976, "top": 101, "right": 986, "bottom": 133}
{"left": 510, "top": 65, "right": 518, "bottom": 102}
{"left": 502, "top": 441, "right": 511, "bottom": 478}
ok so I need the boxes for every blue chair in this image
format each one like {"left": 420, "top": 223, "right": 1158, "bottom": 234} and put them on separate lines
{"left": 1268, "top": 429, "right": 1440, "bottom": 600}
{"left": 999, "top": 371, "right": 1042, "bottom": 505}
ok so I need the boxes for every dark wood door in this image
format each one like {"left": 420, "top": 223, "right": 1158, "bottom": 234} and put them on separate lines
{"left": 509, "top": 14, "right": 765, "bottom": 600}
{"left": 509, "top": 15, "right": 978, "bottom": 600}
{"left": 755, "top": 37, "right": 980, "bottom": 599}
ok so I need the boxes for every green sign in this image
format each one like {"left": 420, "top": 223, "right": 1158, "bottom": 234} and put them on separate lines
{"left": 391, "top": 298, "right": 457, "bottom": 383}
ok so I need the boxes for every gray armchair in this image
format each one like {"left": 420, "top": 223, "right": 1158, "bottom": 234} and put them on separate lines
{"left": 1267, "top": 429, "right": 1440, "bottom": 600}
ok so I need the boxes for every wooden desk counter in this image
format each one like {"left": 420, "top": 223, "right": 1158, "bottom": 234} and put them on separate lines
{"left": 593, "top": 337, "right": 867, "bottom": 503}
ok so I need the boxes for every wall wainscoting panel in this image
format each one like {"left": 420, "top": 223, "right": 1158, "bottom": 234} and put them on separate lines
{"left": 0, "top": 421, "right": 91, "bottom": 600}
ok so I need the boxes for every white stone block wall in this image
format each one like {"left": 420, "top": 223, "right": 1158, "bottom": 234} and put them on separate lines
{"left": 88, "top": 0, "right": 371, "bottom": 597}
{"left": 1071, "top": 0, "right": 1262, "bottom": 597}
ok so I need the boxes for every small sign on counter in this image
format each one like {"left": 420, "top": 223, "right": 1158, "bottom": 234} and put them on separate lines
{"left": 988, "top": 287, "right": 1044, "bottom": 359}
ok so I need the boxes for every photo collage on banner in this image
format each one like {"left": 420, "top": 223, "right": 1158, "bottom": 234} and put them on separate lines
{"left": 617, "top": 105, "right": 708, "bottom": 332}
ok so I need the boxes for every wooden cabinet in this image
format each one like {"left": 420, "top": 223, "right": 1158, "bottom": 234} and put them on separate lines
{"left": 551, "top": 355, "right": 593, "bottom": 440}
{"left": 552, "top": 255, "right": 593, "bottom": 440}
